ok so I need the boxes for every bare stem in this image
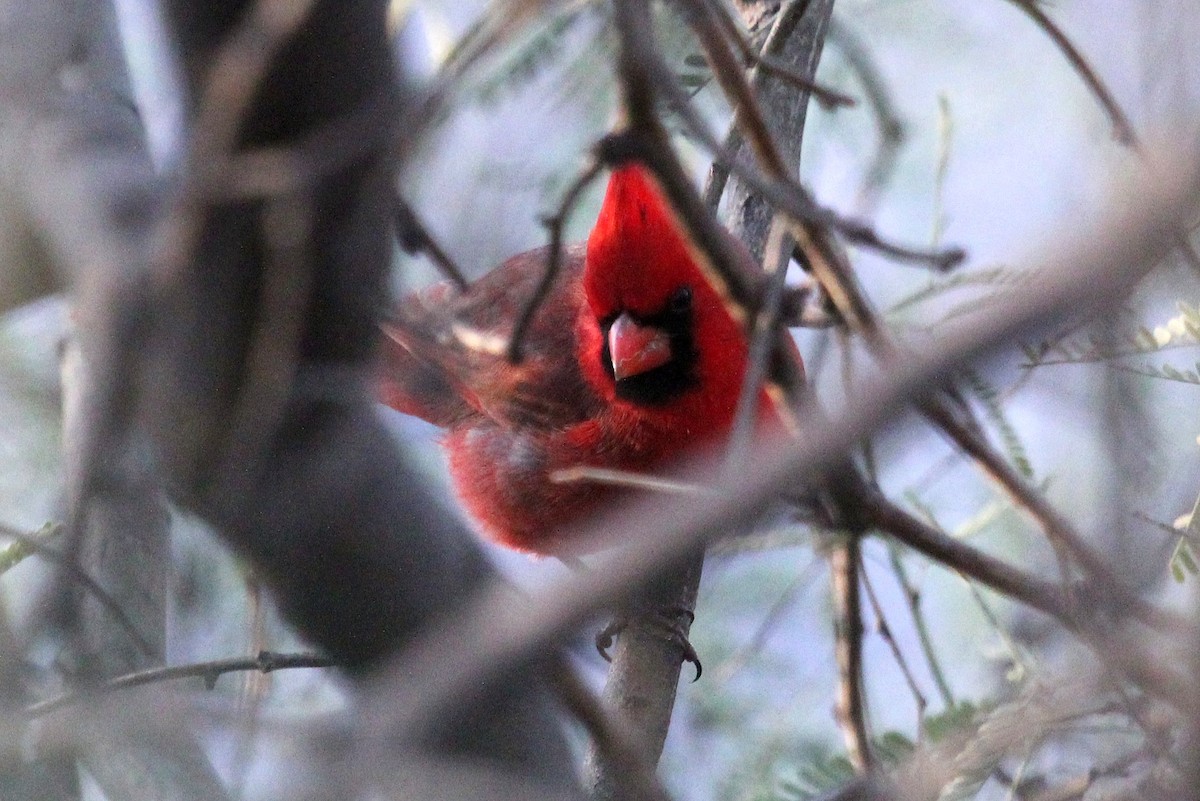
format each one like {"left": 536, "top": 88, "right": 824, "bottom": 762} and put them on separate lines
{"left": 831, "top": 536, "right": 873, "bottom": 771}
{"left": 887, "top": 544, "right": 955, "bottom": 709}
{"left": 394, "top": 196, "right": 470, "bottom": 291}
{"left": 26, "top": 651, "right": 332, "bottom": 718}
{"left": 861, "top": 560, "right": 928, "bottom": 728}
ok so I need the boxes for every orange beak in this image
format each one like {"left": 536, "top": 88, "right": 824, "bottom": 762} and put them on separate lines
{"left": 608, "top": 312, "right": 672, "bottom": 381}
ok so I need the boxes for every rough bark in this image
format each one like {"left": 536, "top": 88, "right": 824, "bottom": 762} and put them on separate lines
{"left": 721, "top": 0, "right": 837, "bottom": 261}
{"left": 582, "top": 555, "right": 703, "bottom": 800}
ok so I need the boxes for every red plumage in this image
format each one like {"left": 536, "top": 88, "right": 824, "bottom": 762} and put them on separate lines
{"left": 378, "top": 165, "right": 800, "bottom": 555}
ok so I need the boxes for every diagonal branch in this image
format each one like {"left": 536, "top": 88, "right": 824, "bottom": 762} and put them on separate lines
{"left": 1, "top": 523, "right": 154, "bottom": 657}
{"left": 695, "top": 0, "right": 856, "bottom": 110}
{"left": 394, "top": 196, "right": 470, "bottom": 291}
{"left": 359, "top": 148, "right": 1199, "bottom": 746}
{"left": 1001, "top": 0, "right": 1135, "bottom": 145}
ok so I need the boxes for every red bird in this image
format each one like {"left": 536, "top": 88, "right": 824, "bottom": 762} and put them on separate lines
{"left": 378, "top": 164, "right": 798, "bottom": 555}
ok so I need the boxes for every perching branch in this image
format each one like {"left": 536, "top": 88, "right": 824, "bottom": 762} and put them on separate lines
{"left": 581, "top": 556, "right": 703, "bottom": 801}
{"left": 552, "top": 659, "right": 675, "bottom": 801}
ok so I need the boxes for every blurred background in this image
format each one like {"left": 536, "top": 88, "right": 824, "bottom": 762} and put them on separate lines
{"left": 2, "top": 1, "right": 1199, "bottom": 799}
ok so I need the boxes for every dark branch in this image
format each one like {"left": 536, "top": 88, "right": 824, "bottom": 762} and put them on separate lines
{"left": 1003, "top": 0, "right": 1136, "bottom": 145}
{"left": 507, "top": 157, "right": 603, "bottom": 363}
{"left": 860, "top": 563, "right": 928, "bottom": 722}
{"left": 394, "top": 196, "right": 470, "bottom": 291}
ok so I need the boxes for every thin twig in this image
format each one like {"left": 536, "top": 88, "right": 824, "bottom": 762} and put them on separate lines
{"left": 684, "top": 0, "right": 793, "bottom": 179}
{"left": 621, "top": 4, "right": 964, "bottom": 276}
{"left": 887, "top": 545, "right": 955, "bottom": 708}
{"left": 727, "top": 214, "right": 799, "bottom": 463}
{"left": 1002, "top": 0, "right": 1200, "bottom": 283}
{"left": 394, "top": 196, "right": 470, "bottom": 291}
{"left": 956, "top": 571, "right": 1030, "bottom": 683}
{"left": 710, "top": 564, "right": 814, "bottom": 683}
{"left": 26, "top": 651, "right": 332, "bottom": 718}
{"left": 919, "top": 399, "right": 1187, "bottom": 634}
{"left": 1002, "top": 0, "right": 1135, "bottom": 145}
{"left": 688, "top": 0, "right": 825, "bottom": 455}
{"left": 507, "top": 157, "right": 603, "bottom": 362}
{"left": 860, "top": 560, "right": 928, "bottom": 729}
{"left": 826, "top": 19, "right": 906, "bottom": 216}
{"left": 550, "top": 467, "right": 715, "bottom": 496}
{"left": 1, "top": 523, "right": 154, "bottom": 657}
{"left": 694, "top": 0, "right": 855, "bottom": 109}
{"left": 857, "top": 486, "right": 1071, "bottom": 623}
{"left": 779, "top": 281, "right": 842, "bottom": 328}
{"left": 687, "top": 0, "right": 956, "bottom": 301}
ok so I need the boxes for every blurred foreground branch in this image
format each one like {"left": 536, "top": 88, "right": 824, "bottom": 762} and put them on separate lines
{"left": 364, "top": 143, "right": 1200, "bottom": 773}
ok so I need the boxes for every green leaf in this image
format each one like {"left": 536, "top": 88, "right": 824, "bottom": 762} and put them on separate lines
{"left": 1134, "top": 326, "right": 1158, "bottom": 349}
{"left": 0, "top": 521, "right": 60, "bottom": 575}
{"left": 1019, "top": 342, "right": 1042, "bottom": 365}
{"left": 1170, "top": 537, "right": 1199, "bottom": 583}
{"left": 962, "top": 369, "right": 1035, "bottom": 480}
{"left": 924, "top": 700, "right": 980, "bottom": 742}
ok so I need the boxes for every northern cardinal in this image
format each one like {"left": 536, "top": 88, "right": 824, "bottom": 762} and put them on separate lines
{"left": 378, "top": 164, "right": 799, "bottom": 555}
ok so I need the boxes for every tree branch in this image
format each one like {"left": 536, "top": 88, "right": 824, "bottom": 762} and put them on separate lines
{"left": 26, "top": 651, "right": 332, "bottom": 718}
{"left": 359, "top": 152, "right": 1197, "bottom": 743}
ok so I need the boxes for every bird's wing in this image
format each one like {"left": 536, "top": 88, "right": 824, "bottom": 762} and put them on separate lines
{"left": 377, "top": 244, "right": 602, "bottom": 432}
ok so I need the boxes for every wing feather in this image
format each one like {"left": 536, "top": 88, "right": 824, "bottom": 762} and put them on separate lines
{"left": 377, "top": 244, "right": 601, "bottom": 432}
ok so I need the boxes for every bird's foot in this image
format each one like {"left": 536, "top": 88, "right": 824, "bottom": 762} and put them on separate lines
{"left": 594, "top": 606, "right": 702, "bottom": 681}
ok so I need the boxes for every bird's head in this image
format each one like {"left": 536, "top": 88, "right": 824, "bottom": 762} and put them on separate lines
{"left": 580, "top": 164, "right": 747, "bottom": 416}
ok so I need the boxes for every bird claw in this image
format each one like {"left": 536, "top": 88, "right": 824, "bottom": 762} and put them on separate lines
{"left": 594, "top": 620, "right": 620, "bottom": 663}
{"left": 593, "top": 607, "right": 702, "bottom": 681}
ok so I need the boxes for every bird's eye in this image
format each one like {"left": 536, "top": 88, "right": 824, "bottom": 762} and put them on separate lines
{"left": 669, "top": 286, "right": 692, "bottom": 313}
